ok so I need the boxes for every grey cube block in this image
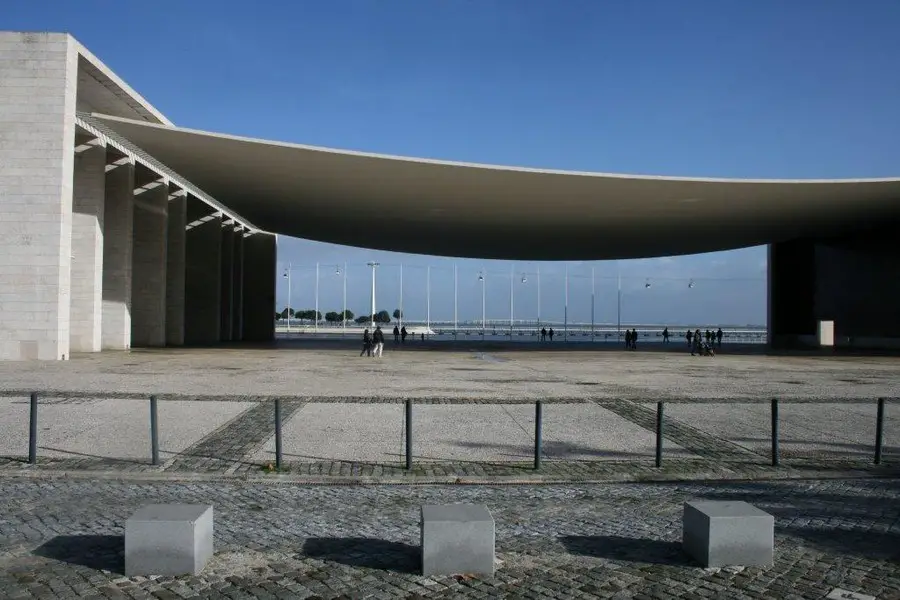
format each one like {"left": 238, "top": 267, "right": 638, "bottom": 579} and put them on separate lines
{"left": 683, "top": 500, "right": 774, "bottom": 567}
{"left": 125, "top": 504, "right": 214, "bottom": 576}
{"left": 421, "top": 504, "right": 495, "bottom": 576}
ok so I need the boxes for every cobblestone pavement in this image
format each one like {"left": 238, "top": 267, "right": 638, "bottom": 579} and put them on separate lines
{"left": 166, "top": 402, "right": 305, "bottom": 473}
{"left": 0, "top": 478, "right": 898, "bottom": 599}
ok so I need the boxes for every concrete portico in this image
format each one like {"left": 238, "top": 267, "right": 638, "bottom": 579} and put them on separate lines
{"left": 2, "top": 31, "right": 900, "bottom": 359}
{"left": 0, "top": 32, "right": 275, "bottom": 360}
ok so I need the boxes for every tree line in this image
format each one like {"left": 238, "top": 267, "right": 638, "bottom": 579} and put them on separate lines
{"left": 276, "top": 308, "right": 403, "bottom": 325}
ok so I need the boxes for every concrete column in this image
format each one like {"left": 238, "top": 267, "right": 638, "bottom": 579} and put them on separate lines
{"left": 184, "top": 199, "right": 221, "bottom": 344}
{"left": 166, "top": 189, "right": 186, "bottom": 346}
{"left": 0, "top": 32, "right": 78, "bottom": 360}
{"left": 131, "top": 177, "right": 168, "bottom": 347}
{"left": 219, "top": 223, "right": 235, "bottom": 342}
{"left": 101, "top": 155, "right": 134, "bottom": 350}
{"left": 69, "top": 139, "right": 106, "bottom": 353}
{"left": 232, "top": 227, "right": 244, "bottom": 340}
{"left": 242, "top": 233, "right": 276, "bottom": 342}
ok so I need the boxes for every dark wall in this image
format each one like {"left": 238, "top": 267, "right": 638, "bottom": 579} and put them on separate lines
{"left": 184, "top": 217, "right": 222, "bottom": 344}
{"left": 242, "top": 233, "right": 276, "bottom": 342}
{"left": 769, "top": 220, "right": 900, "bottom": 347}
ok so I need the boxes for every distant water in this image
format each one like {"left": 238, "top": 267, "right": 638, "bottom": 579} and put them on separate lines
{"left": 276, "top": 323, "right": 767, "bottom": 344}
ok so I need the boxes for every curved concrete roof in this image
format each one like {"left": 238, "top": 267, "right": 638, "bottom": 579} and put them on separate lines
{"left": 94, "top": 113, "right": 900, "bottom": 260}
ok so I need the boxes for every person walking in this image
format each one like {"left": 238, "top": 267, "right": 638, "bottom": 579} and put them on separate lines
{"left": 373, "top": 325, "right": 385, "bottom": 357}
{"left": 548, "top": 328, "right": 554, "bottom": 342}
{"left": 393, "top": 324, "right": 400, "bottom": 344}
{"left": 360, "top": 328, "right": 372, "bottom": 357}
{"left": 662, "top": 327, "right": 669, "bottom": 343}
{"left": 400, "top": 325, "right": 408, "bottom": 344}
{"left": 716, "top": 327, "right": 723, "bottom": 348}
{"left": 541, "top": 327, "right": 547, "bottom": 342}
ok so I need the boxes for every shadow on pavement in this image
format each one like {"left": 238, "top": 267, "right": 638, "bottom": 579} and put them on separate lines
{"left": 33, "top": 534, "right": 124, "bottom": 574}
{"left": 302, "top": 537, "right": 419, "bottom": 573}
{"left": 559, "top": 535, "right": 693, "bottom": 566}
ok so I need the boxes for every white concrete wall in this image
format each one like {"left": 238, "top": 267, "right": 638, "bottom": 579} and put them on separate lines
{"left": 0, "top": 32, "right": 77, "bottom": 360}
{"left": 101, "top": 158, "right": 134, "bottom": 349}
{"left": 131, "top": 180, "right": 168, "bottom": 346}
{"left": 69, "top": 142, "right": 106, "bottom": 353}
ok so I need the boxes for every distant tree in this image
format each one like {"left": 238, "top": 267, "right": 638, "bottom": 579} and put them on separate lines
{"left": 324, "top": 311, "right": 340, "bottom": 323}
{"left": 375, "top": 310, "right": 391, "bottom": 324}
{"left": 393, "top": 309, "right": 403, "bottom": 322}
{"left": 275, "top": 312, "right": 282, "bottom": 321}
{"left": 355, "top": 315, "right": 371, "bottom": 324}
{"left": 279, "top": 308, "right": 293, "bottom": 319}
{"left": 341, "top": 310, "right": 355, "bottom": 322}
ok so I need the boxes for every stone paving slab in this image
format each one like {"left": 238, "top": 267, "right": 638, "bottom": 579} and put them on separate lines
{"left": 0, "top": 397, "right": 252, "bottom": 462}
{"left": 252, "top": 403, "right": 695, "bottom": 465}
{"left": 658, "top": 402, "right": 900, "bottom": 459}
{"left": 0, "top": 478, "right": 898, "bottom": 599}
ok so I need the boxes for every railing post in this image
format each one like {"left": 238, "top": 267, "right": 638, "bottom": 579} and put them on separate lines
{"left": 405, "top": 399, "right": 412, "bottom": 470}
{"left": 275, "top": 398, "right": 283, "bottom": 470}
{"left": 534, "top": 400, "right": 543, "bottom": 470}
{"left": 150, "top": 395, "right": 160, "bottom": 466}
{"left": 655, "top": 401, "right": 664, "bottom": 468}
{"left": 28, "top": 392, "right": 38, "bottom": 465}
{"left": 875, "top": 397, "right": 885, "bottom": 465}
{"left": 771, "top": 398, "right": 780, "bottom": 466}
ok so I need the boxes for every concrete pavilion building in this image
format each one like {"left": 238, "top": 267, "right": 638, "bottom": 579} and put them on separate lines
{"left": 3, "top": 31, "right": 900, "bottom": 360}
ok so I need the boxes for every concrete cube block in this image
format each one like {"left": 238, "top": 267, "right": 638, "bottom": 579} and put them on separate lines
{"left": 683, "top": 500, "right": 774, "bottom": 567}
{"left": 125, "top": 504, "right": 213, "bottom": 576}
{"left": 421, "top": 504, "right": 495, "bottom": 576}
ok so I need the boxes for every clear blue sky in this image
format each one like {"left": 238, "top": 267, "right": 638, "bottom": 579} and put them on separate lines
{"left": 8, "top": 1, "right": 900, "bottom": 326}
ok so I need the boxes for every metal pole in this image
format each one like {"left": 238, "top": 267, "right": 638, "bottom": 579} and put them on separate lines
{"left": 399, "top": 263, "right": 404, "bottom": 329}
{"left": 534, "top": 400, "right": 543, "bottom": 470}
{"left": 536, "top": 265, "right": 541, "bottom": 325}
{"left": 342, "top": 261, "right": 347, "bottom": 337}
{"left": 426, "top": 265, "right": 430, "bottom": 336}
{"left": 564, "top": 263, "right": 569, "bottom": 342}
{"left": 275, "top": 399, "right": 283, "bottom": 470}
{"left": 367, "top": 262, "right": 378, "bottom": 328}
{"left": 617, "top": 266, "right": 621, "bottom": 340}
{"left": 405, "top": 399, "right": 412, "bottom": 470}
{"left": 771, "top": 398, "right": 780, "bottom": 467}
{"left": 286, "top": 263, "right": 292, "bottom": 335}
{"left": 453, "top": 264, "right": 458, "bottom": 337}
{"left": 150, "top": 395, "right": 159, "bottom": 466}
{"left": 655, "top": 401, "right": 664, "bottom": 467}
{"left": 315, "top": 262, "right": 319, "bottom": 333}
{"left": 28, "top": 392, "right": 37, "bottom": 464}
{"left": 508, "top": 266, "right": 513, "bottom": 339}
{"left": 591, "top": 266, "right": 595, "bottom": 342}
{"left": 481, "top": 271, "right": 486, "bottom": 337}
{"left": 875, "top": 397, "right": 885, "bottom": 465}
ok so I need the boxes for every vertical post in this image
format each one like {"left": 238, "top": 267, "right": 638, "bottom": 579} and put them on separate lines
{"left": 150, "top": 395, "right": 160, "bottom": 466}
{"left": 315, "top": 262, "right": 319, "bottom": 333}
{"left": 655, "top": 401, "right": 664, "bottom": 467}
{"left": 368, "top": 262, "right": 378, "bottom": 328}
{"left": 286, "top": 263, "right": 292, "bottom": 335}
{"left": 534, "top": 400, "right": 543, "bottom": 470}
{"left": 28, "top": 392, "right": 38, "bottom": 465}
{"left": 590, "top": 266, "right": 595, "bottom": 341}
{"left": 399, "top": 263, "right": 404, "bottom": 329}
{"left": 875, "top": 397, "right": 885, "bottom": 465}
{"left": 509, "top": 264, "right": 514, "bottom": 339}
{"left": 771, "top": 398, "right": 780, "bottom": 467}
{"left": 342, "top": 261, "right": 347, "bottom": 337}
{"left": 481, "top": 271, "right": 486, "bottom": 337}
{"left": 426, "top": 265, "right": 430, "bottom": 336}
{"left": 536, "top": 265, "right": 541, "bottom": 325}
{"left": 275, "top": 398, "right": 283, "bottom": 470}
{"left": 405, "top": 399, "right": 413, "bottom": 470}
{"left": 564, "top": 263, "right": 569, "bottom": 342}
{"left": 453, "top": 264, "right": 458, "bottom": 337}
{"left": 617, "top": 267, "right": 622, "bottom": 340}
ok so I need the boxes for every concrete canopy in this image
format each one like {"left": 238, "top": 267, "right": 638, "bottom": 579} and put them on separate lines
{"left": 94, "top": 114, "right": 900, "bottom": 260}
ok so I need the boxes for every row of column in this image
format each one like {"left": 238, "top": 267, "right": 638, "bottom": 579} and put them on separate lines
{"left": 69, "top": 134, "right": 276, "bottom": 353}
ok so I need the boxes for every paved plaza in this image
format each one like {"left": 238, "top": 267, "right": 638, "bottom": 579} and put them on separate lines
{"left": 0, "top": 478, "right": 898, "bottom": 599}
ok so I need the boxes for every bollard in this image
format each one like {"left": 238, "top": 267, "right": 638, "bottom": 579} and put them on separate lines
{"left": 275, "top": 399, "right": 283, "bottom": 470}
{"left": 28, "top": 392, "right": 38, "bottom": 465}
{"left": 655, "top": 401, "right": 664, "bottom": 468}
{"left": 875, "top": 398, "right": 885, "bottom": 465}
{"left": 405, "top": 399, "right": 412, "bottom": 470}
{"left": 150, "top": 395, "right": 160, "bottom": 466}
{"left": 771, "top": 398, "right": 779, "bottom": 467}
{"left": 534, "top": 400, "right": 543, "bottom": 470}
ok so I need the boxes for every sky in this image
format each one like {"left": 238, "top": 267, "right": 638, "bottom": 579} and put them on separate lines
{"left": 7, "top": 1, "right": 900, "bottom": 326}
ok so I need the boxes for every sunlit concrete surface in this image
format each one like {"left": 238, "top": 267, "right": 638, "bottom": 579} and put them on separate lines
{"left": 0, "top": 397, "right": 253, "bottom": 461}
{"left": 655, "top": 402, "right": 900, "bottom": 459}
{"left": 252, "top": 403, "right": 694, "bottom": 464}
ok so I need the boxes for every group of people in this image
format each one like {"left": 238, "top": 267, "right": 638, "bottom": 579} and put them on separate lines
{"left": 686, "top": 328, "right": 722, "bottom": 356}
{"left": 540, "top": 327, "right": 555, "bottom": 342}
{"left": 624, "top": 328, "right": 641, "bottom": 350}
{"left": 360, "top": 326, "right": 385, "bottom": 357}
